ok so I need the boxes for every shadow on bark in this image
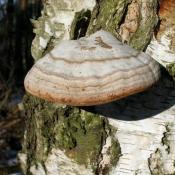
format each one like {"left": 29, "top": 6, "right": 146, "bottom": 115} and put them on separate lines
{"left": 82, "top": 69, "right": 175, "bottom": 121}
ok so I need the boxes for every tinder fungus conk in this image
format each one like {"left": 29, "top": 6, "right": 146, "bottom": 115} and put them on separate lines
{"left": 24, "top": 30, "right": 160, "bottom": 106}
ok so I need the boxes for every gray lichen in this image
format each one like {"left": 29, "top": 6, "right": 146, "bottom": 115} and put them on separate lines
{"left": 31, "top": 4, "right": 66, "bottom": 60}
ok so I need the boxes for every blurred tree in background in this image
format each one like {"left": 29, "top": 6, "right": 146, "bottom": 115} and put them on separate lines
{"left": 0, "top": 0, "right": 42, "bottom": 86}
{"left": 0, "top": 0, "right": 42, "bottom": 114}
{"left": 0, "top": 0, "right": 42, "bottom": 173}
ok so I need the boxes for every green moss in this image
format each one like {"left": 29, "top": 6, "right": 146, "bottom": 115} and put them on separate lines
{"left": 31, "top": 16, "right": 52, "bottom": 60}
{"left": 23, "top": 95, "right": 120, "bottom": 174}
{"left": 166, "top": 63, "right": 175, "bottom": 77}
{"left": 110, "top": 133, "right": 121, "bottom": 166}
{"left": 23, "top": 95, "right": 38, "bottom": 173}
{"left": 87, "top": 0, "right": 130, "bottom": 36}
{"left": 23, "top": 95, "right": 61, "bottom": 173}
{"left": 54, "top": 110, "right": 106, "bottom": 169}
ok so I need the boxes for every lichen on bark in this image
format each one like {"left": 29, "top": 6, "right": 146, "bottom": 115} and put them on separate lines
{"left": 22, "top": 95, "right": 120, "bottom": 174}
{"left": 31, "top": 1, "right": 67, "bottom": 60}
{"left": 31, "top": 0, "right": 96, "bottom": 60}
{"left": 148, "top": 122, "right": 175, "bottom": 175}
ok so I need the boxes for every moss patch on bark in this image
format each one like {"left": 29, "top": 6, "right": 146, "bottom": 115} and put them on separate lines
{"left": 23, "top": 95, "right": 120, "bottom": 174}
{"left": 87, "top": 0, "right": 131, "bottom": 37}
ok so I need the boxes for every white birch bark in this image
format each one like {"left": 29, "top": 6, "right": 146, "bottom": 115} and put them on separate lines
{"left": 93, "top": 74, "right": 175, "bottom": 175}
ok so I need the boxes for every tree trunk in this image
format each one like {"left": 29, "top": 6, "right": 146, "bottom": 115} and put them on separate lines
{"left": 19, "top": 0, "right": 175, "bottom": 175}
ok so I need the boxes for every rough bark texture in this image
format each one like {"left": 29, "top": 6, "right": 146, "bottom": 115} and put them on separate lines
{"left": 31, "top": 0, "right": 96, "bottom": 60}
{"left": 20, "top": 96, "right": 120, "bottom": 175}
{"left": 20, "top": 0, "right": 175, "bottom": 175}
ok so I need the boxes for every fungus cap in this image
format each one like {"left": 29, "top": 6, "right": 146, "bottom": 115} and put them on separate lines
{"left": 24, "top": 30, "right": 160, "bottom": 106}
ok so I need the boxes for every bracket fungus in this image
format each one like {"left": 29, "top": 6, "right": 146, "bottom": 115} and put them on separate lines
{"left": 24, "top": 30, "right": 160, "bottom": 106}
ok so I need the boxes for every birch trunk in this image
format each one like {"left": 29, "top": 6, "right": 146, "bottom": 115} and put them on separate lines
{"left": 19, "top": 0, "right": 175, "bottom": 175}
